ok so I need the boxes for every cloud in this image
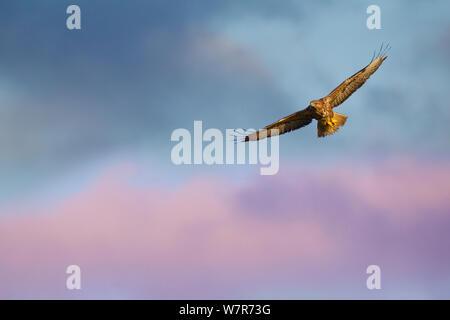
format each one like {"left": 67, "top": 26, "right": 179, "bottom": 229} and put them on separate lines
{"left": 1, "top": 158, "right": 450, "bottom": 298}
{"left": 0, "top": 1, "right": 296, "bottom": 198}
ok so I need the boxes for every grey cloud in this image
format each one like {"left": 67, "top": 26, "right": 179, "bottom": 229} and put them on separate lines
{"left": 1, "top": 0, "right": 450, "bottom": 200}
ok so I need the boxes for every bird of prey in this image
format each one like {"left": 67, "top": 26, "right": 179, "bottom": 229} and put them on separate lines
{"left": 239, "top": 45, "right": 389, "bottom": 141}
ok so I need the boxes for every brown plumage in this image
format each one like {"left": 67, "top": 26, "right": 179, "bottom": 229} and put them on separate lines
{"left": 241, "top": 45, "right": 389, "bottom": 141}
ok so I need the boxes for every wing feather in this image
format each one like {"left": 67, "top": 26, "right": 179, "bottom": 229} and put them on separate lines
{"left": 325, "top": 55, "right": 387, "bottom": 108}
{"left": 243, "top": 107, "right": 314, "bottom": 142}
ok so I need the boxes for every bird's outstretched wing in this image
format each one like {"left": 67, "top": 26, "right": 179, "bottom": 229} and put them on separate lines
{"left": 242, "top": 107, "right": 314, "bottom": 142}
{"left": 325, "top": 44, "right": 389, "bottom": 108}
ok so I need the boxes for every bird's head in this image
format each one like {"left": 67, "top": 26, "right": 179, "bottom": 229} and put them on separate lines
{"left": 309, "top": 100, "right": 322, "bottom": 110}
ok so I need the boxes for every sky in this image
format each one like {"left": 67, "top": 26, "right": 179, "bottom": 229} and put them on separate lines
{"left": 0, "top": 0, "right": 450, "bottom": 299}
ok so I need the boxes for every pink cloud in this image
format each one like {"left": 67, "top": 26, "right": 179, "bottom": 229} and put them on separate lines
{"left": 1, "top": 158, "right": 450, "bottom": 298}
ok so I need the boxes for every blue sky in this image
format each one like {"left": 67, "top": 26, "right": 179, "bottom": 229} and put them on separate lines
{"left": 1, "top": 1, "right": 449, "bottom": 189}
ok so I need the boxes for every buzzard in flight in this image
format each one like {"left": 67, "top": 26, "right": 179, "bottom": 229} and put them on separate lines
{"left": 240, "top": 45, "right": 389, "bottom": 141}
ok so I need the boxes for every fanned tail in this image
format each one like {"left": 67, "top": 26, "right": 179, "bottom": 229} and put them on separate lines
{"left": 317, "top": 112, "right": 347, "bottom": 137}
